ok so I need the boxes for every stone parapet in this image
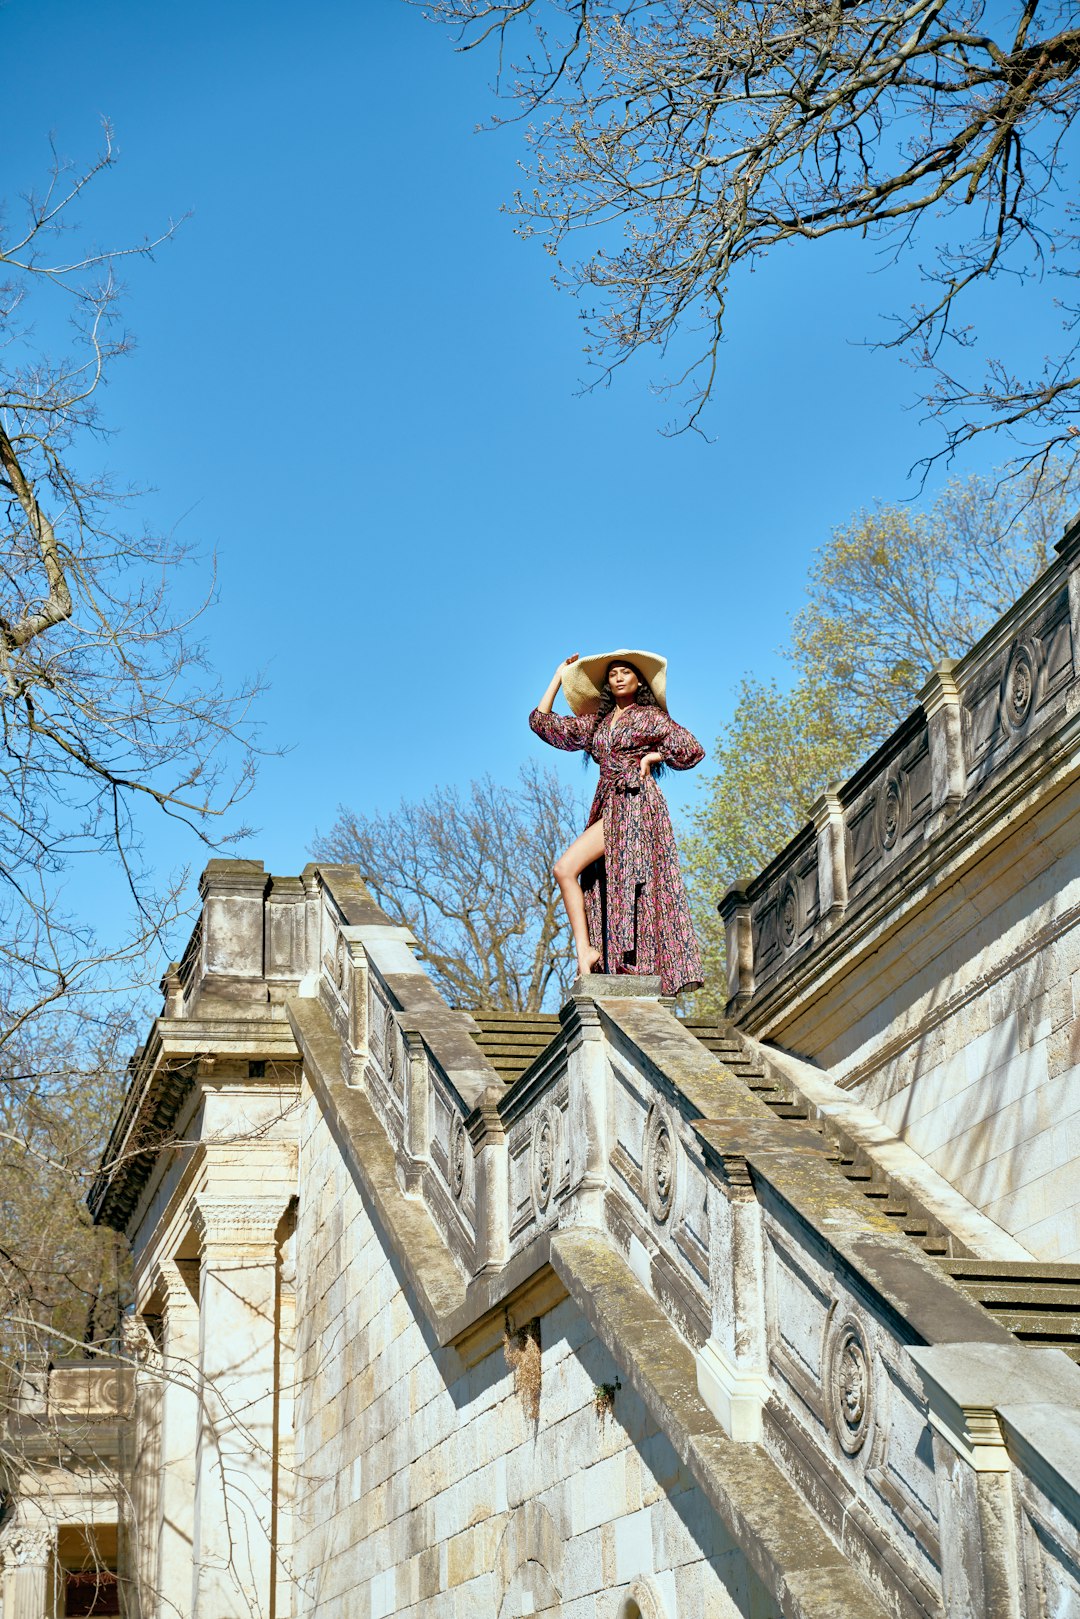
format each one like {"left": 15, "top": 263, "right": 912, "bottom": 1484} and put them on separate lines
{"left": 724, "top": 522, "right": 1080, "bottom": 1036}
{"left": 286, "top": 886, "right": 1080, "bottom": 1619}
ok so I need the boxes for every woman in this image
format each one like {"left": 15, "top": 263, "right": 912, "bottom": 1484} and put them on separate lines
{"left": 530, "top": 649, "right": 705, "bottom": 997}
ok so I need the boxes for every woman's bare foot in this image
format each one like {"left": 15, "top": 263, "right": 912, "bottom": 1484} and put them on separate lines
{"left": 577, "top": 945, "right": 603, "bottom": 978}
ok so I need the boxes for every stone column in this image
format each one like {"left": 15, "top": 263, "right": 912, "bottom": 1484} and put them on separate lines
{"left": 124, "top": 1314, "right": 164, "bottom": 1614}
{"left": 718, "top": 883, "right": 755, "bottom": 1009}
{"left": 155, "top": 1259, "right": 201, "bottom": 1619}
{"left": 191, "top": 1196, "right": 285, "bottom": 1619}
{"left": 1, "top": 1527, "right": 53, "bottom": 1619}
{"left": 811, "top": 787, "right": 848, "bottom": 924}
{"left": 696, "top": 1142, "right": 771, "bottom": 1442}
{"left": 909, "top": 1343, "right": 1034, "bottom": 1619}
{"left": 273, "top": 1217, "right": 297, "bottom": 1619}
{"left": 470, "top": 1093, "right": 509, "bottom": 1274}
{"left": 198, "top": 860, "right": 268, "bottom": 981}
{"left": 920, "top": 659, "right": 966, "bottom": 825}
{"left": 565, "top": 979, "right": 626, "bottom": 1226}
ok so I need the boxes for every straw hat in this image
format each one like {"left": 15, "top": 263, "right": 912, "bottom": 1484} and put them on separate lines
{"left": 561, "top": 649, "right": 668, "bottom": 716}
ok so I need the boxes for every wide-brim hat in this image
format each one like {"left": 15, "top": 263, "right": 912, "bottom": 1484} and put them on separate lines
{"left": 561, "top": 649, "right": 668, "bottom": 715}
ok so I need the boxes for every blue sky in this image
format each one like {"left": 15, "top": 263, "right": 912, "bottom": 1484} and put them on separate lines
{"left": 3, "top": 0, "right": 1066, "bottom": 948}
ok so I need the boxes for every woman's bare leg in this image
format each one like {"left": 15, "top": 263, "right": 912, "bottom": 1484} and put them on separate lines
{"left": 553, "top": 820, "right": 606, "bottom": 978}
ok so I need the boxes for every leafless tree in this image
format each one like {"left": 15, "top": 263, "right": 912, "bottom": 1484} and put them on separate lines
{"left": 314, "top": 762, "right": 585, "bottom": 1011}
{"left": 0, "top": 127, "right": 264, "bottom": 1383}
{"left": 423, "top": 0, "right": 1080, "bottom": 476}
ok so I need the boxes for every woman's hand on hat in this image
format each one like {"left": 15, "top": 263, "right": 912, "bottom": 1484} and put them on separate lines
{"left": 558, "top": 653, "right": 580, "bottom": 674}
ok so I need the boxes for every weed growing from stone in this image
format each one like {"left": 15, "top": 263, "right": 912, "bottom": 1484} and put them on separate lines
{"left": 593, "top": 1378, "right": 621, "bottom": 1429}
{"left": 503, "top": 1315, "right": 542, "bottom": 1423}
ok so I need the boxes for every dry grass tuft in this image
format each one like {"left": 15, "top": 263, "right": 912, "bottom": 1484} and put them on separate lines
{"left": 503, "top": 1314, "right": 542, "bottom": 1423}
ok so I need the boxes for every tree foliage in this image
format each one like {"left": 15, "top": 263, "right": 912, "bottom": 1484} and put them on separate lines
{"left": 314, "top": 762, "right": 585, "bottom": 1012}
{"left": 683, "top": 463, "right": 1079, "bottom": 1013}
{"left": 426, "top": 0, "right": 1080, "bottom": 469}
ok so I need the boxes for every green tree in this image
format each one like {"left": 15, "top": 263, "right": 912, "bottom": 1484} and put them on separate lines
{"left": 684, "top": 464, "right": 1079, "bottom": 1014}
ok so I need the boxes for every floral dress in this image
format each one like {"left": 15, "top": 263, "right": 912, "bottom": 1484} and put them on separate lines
{"left": 529, "top": 704, "right": 705, "bottom": 996}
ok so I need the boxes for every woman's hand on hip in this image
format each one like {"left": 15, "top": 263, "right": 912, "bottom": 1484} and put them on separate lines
{"left": 639, "top": 751, "right": 664, "bottom": 781}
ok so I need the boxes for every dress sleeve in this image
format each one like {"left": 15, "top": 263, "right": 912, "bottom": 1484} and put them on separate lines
{"left": 656, "top": 712, "right": 705, "bottom": 771}
{"left": 529, "top": 707, "right": 598, "bottom": 753}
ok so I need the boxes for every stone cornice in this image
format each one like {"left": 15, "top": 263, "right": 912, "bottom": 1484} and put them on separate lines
{"left": 89, "top": 1017, "right": 300, "bottom": 1233}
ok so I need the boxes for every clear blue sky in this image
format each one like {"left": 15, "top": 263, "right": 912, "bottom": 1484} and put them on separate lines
{"left": 2, "top": 0, "right": 1063, "bottom": 948}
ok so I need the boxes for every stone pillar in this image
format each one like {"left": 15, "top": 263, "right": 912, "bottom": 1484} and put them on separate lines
{"left": 124, "top": 1314, "right": 164, "bottom": 1614}
{"left": 273, "top": 1217, "right": 297, "bottom": 1619}
{"left": 565, "top": 979, "right": 628, "bottom": 1226}
{"left": 1, "top": 1527, "right": 53, "bottom": 1619}
{"left": 909, "top": 1343, "right": 1035, "bottom": 1619}
{"left": 920, "top": 659, "right": 966, "bottom": 822}
{"left": 697, "top": 1142, "right": 770, "bottom": 1442}
{"left": 811, "top": 787, "right": 848, "bottom": 923}
{"left": 191, "top": 1196, "right": 285, "bottom": 1619}
{"left": 470, "top": 1094, "right": 509, "bottom": 1274}
{"left": 401, "top": 1025, "right": 429, "bottom": 1191}
{"left": 198, "top": 860, "right": 268, "bottom": 981}
{"left": 718, "top": 883, "right": 755, "bottom": 1009}
{"left": 154, "top": 1259, "right": 201, "bottom": 1619}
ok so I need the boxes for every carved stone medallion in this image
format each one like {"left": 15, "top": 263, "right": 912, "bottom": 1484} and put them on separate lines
{"left": 778, "top": 878, "right": 799, "bottom": 950}
{"left": 1002, "top": 640, "right": 1037, "bottom": 732}
{"left": 827, "top": 1314, "right": 872, "bottom": 1455}
{"left": 531, "top": 1108, "right": 557, "bottom": 1212}
{"left": 644, "top": 1103, "right": 677, "bottom": 1224}
{"left": 875, "top": 774, "right": 902, "bottom": 852}
{"left": 449, "top": 1115, "right": 466, "bottom": 1200}
{"left": 384, "top": 1004, "right": 397, "bottom": 1086}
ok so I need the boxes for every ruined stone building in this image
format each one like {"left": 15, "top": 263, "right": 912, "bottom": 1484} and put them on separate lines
{"left": 5, "top": 522, "right": 1080, "bottom": 1616}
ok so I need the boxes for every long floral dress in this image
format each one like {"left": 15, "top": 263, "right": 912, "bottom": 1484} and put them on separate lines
{"left": 530, "top": 703, "right": 706, "bottom": 996}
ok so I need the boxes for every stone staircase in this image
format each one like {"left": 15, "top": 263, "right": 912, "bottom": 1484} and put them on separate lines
{"left": 687, "top": 1019, "right": 1080, "bottom": 1363}
{"left": 468, "top": 1011, "right": 562, "bottom": 1082}
{"left": 468, "top": 1005, "right": 1080, "bottom": 1363}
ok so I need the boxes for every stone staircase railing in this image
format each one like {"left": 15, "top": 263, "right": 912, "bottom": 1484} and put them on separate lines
{"left": 286, "top": 870, "right": 1080, "bottom": 1619}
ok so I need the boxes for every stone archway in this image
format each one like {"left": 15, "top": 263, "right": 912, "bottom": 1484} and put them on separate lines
{"left": 618, "top": 1576, "right": 669, "bottom": 1619}
{"left": 495, "top": 1502, "right": 563, "bottom": 1618}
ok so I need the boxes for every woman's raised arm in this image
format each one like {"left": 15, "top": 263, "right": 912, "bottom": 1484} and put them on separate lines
{"left": 530, "top": 654, "right": 598, "bottom": 752}
{"left": 536, "top": 654, "right": 578, "bottom": 715}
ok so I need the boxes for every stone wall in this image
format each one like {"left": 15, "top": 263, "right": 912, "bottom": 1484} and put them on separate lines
{"left": 292, "top": 1081, "right": 778, "bottom": 1619}
{"left": 842, "top": 847, "right": 1080, "bottom": 1261}
{"left": 719, "top": 520, "right": 1080, "bottom": 1264}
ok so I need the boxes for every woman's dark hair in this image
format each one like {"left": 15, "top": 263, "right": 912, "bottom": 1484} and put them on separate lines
{"left": 595, "top": 661, "right": 661, "bottom": 718}
{"left": 589, "top": 662, "right": 666, "bottom": 776}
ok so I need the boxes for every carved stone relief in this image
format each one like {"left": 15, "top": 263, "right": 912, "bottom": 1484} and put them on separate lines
{"left": 531, "top": 1107, "right": 557, "bottom": 1213}
{"left": 827, "top": 1313, "right": 873, "bottom": 1455}
{"left": 644, "top": 1103, "right": 677, "bottom": 1225}
{"left": 1002, "top": 638, "right": 1038, "bottom": 733}
{"left": 875, "top": 773, "right": 903, "bottom": 852}
{"left": 778, "top": 878, "right": 799, "bottom": 950}
{"left": 449, "top": 1114, "right": 466, "bottom": 1201}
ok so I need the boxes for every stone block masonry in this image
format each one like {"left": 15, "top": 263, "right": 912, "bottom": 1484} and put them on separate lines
{"left": 292, "top": 1080, "right": 776, "bottom": 1618}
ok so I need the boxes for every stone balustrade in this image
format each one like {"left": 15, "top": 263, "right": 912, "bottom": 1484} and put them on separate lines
{"left": 290, "top": 875, "right": 1080, "bottom": 1619}
{"left": 721, "top": 518, "right": 1080, "bottom": 1028}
